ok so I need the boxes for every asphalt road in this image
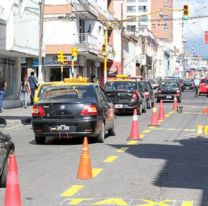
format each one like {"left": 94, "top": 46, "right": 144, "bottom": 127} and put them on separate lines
{"left": 0, "top": 91, "right": 208, "bottom": 206}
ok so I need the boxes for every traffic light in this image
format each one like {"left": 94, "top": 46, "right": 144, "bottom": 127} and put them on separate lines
{"left": 102, "top": 44, "right": 106, "bottom": 54}
{"left": 72, "top": 47, "right": 78, "bottom": 57}
{"left": 183, "top": 5, "right": 189, "bottom": 20}
{"left": 57, "top": 50, "right": 64, "bottom": 63}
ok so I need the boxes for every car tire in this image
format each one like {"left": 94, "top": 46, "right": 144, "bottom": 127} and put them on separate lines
{"left": 142, "top": 105, "right": 146, "bottom": 113}
{"left": 97, "top": 122, "right": 105, "bottom": 143}
{"left": 178, "top": 96, "right": 182, "bottom": 103}
{"left": 0, "top": 159, "right": 8, "bottom": 187}
{"left": 108, "top": 119, "right": 116, "bottom": 136}
{"left": 147, "top": 99, "right": 152, "bottom": 109}
{"left": 157, "top": 98, "right": 160, "bottom": 103}
{"left": 138, "top": 105, "right": 142, "bottom": 115}
{"left": 35, "top": 135, "right": 46, "bottom": 144}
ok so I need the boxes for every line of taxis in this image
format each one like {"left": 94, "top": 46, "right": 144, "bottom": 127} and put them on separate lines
{"left": 31, "top": 75, "right": 154, "bottom": 144}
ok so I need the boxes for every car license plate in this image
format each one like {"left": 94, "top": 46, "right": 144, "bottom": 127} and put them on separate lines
{"left": 55, "top": 125, "right": 70, "bottom": 131}
{"left": 115, "top": 104, "right": 123, "bottom": 108}
{"left": 186, "top": 87, "right": 189, "bottom": 89}
{"left": 166, "top": 95, "right": 172, "bottom": 99}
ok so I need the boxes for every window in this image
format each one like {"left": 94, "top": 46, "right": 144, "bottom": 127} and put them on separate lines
{"left": 138, "top": 0, "right": 147, "bottom": 2}
{"left": 138, "top": 6, "right": 147, "bottom": 12}
{"left": 139, "top": 16, "right": 148, "bottom": 22}
{"left": 127, "top": 0, "right": 136, "bottom": 2}
{"left": 127, "top": 16, "right": 136, "bottom": 22}
{"left": 163, "top": 15, "right": 169, "bottom": 31}
{"left": 127, "top": 25, "right": 136, "bottom": 31}
{"left": 127, "top": 6, "right": 136, "bottom": 12}
{"left": 139, "top": 24, "right": 148, "bottom": 29}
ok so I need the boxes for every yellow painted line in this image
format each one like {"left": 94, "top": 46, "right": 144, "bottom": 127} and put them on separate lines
{"left": 117, "top": 147, "right": 129, "bottom": 153}
{"left": 93, "top": 198, "right": 128, "bottom": 205}
{"left": 143, "top": 130, "right": 151, "bottom": 133}
{"left": 184, "top": 129, "right": 196, "bottom": 132}
{"left": 67, "top": 198, "right": 91, "bottom": 205}
{"left": 92, "top": 168, "right": 103, "bottom": 177}
{"left": 139, "top": 199, "right": 173, "bottom": 206}
{"left": 166, "top": 128, "right": 178, "bottom": 131}
{"left": 182, "top": 201, "right": 194, "bottom": 206}
{"left": 165, "top": 114, "right": 170, "bottom": 117}
{"left": 61, "top": 185, "right": 84, "bottom": 197}
{"left": 104, "top": 155, "right": 118, "bottom": 163}
{"left": 140, "top": 134, "right": 144, "bottom": 139}
{"left": 128, "top": 140, "right": 138, "bottom": 145}
{"left": 148, "top": 126, "right": 155, "bottom": 129}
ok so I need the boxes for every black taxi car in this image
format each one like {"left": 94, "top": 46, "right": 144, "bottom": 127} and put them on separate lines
{"left": 157, "top": 81, "right": 182, "bottom": 103}
{"left": 32, "top": 77, "right": 116, "bottom": 144}
{"left": 0, "top": 118, "right": 15, "bottom": 187}
{"left": 104, "top": 75, "right": 146, "bottom": 114}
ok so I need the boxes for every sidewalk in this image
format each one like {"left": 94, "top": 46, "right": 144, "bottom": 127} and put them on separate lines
{"left": 0, "top": 106, "right": 32, "bottom": 129}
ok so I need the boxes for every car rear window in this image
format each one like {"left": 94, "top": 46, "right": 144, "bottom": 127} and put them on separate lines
{"left": 39, "top": 85, "right": 97, "bottom": 100}
{"left": 161, "top": 82, "right": 178, "bottom": 88}
{"left": 105, "top": 81, "right": 137, "bottom": 91}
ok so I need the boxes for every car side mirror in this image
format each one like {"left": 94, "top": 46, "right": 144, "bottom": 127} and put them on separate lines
{"left": 0, "top": 118, "right": 7, "bottom": 128}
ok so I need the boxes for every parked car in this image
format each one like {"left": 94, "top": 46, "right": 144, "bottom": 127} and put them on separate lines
{"left": 157, "top": 81, "right": 182, "bottom": 102}
{"left": 0, "top": 118, "right": 15, "bottom": 187}
{"left": 138, "top": 80, "right": 155, "bottom": 109}
{"left": 32, "top": 77, "right": 116, "bottom": 144}
{"left": 198, "top": 78, "right": 208, "bottom": 95}
{"left": 104, "top": 75, "right": 146, "bottom": 115}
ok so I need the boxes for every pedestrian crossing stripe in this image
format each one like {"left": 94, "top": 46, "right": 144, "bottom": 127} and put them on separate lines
{"left": 93, "top": 198, "right": 128, "bottom": 205}
{"left": 117, "top": 147, "right": 129, "bottom": 153}
{"left": 61, "top": 185, "right": 84, "bottom": 197}
{"left": 104, "top": 155, "right": 118, "bottom": 163}
{"left": 92, "top": 168, "right": 103, "bottom": 177}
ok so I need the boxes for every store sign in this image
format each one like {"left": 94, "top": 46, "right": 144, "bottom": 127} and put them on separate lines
{"left": 44, "top": 56, "right": 59, "bottom": 66}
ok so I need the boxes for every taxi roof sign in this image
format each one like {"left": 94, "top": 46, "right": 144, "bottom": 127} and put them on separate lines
{"left": 64, "top": 77, "right": 88, "bottom": 83}
{"left": 116, "top": 74, "right": 129, "bottom": 78}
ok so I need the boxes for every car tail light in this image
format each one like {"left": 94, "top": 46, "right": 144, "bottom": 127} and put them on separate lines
{"left": 32, "top": 105, "right": 46, "bottom": 117}
{"left": 80, "top": 104, "right": 97, "bottom": 116}
{"left": 132, "top": 91, "right": 139, "bottom": 101}
{"left": 176, "top": 89, "right": 180, "bottom": 93}
{"left": 157, "top": 90, "right": 161, "bottom": 94}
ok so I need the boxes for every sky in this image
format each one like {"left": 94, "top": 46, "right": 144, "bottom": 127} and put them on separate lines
{"left": 174, "top": 0, "right": 208, "bottom": 59}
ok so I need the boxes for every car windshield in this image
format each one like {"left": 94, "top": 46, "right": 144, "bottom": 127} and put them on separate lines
{"left": 160, "top": 82, "right": 178, "bottom": 89}
{"left": 105, "top": 81, "right": 137, "bottom": 91}
{"left": 39, "top": 85, "right": 97, "bottom": 100}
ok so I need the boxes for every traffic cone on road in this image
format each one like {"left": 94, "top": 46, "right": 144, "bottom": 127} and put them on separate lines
{"left": 172, "top": 96, "right": 178, "bottom": 111}
{"left": 149, "top": 105, "right": 159, "bottom": 127}
{"left": 4, "top": 154, "right": 22, "bottom": 206}
{"left": 129, "top": 109, "right": 140, "bottom": 140}
{"left": 158, "top": 100, "right": 165, "bottom": 121}
{"left": 77, "top": 137, "right": 92, "bottom": 179}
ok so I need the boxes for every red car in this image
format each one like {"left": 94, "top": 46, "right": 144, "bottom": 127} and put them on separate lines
{"left": 198, "top": 78, "right": 208, "bottom": 95}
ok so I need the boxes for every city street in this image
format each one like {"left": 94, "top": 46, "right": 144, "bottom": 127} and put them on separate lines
{"left": 0, "top": 91, "right": 208, "bottom": 206}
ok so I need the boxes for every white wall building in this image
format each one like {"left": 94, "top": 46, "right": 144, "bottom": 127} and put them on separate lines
{"left": 0, "top": 0, "right": 40, "bottom": 108}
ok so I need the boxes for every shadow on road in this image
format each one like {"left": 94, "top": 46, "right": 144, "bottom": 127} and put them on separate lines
{"left": 108, "top": 137, "right": 208, "bottom": 205}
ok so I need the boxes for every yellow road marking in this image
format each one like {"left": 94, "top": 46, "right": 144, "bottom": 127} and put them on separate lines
{"left": 166, "top": 128, "right": 178, "bottom": 131}
{"left": 61, "top": 185, "right": 84, "bottom": 197}
{"left": 104, "top": 155, "right": 118, "bottom": 163}
{"left": 165, "top": 114, "right": 171, "bottom": 117}
{"left": 182, "top": 201, "right": 194, "bottom": 206}
{"left": 128, "top": 140, "right": 138, "bottom": 145}
{"left": 140, "top": 134, "right": 144, "bottom": 139}
{"left": 139, "top": 199, "right": 173, "bottom": 206}
{"left": 92, "top": 168, "right": 103, "bottom": 177}
{"left": 143, "top": 130, "right": 151, "bottom": 133}
{"left": 67, "top": 198, "right": 90, "bottom": 205}
{"left": 94, "top": 198, "right": 128, "bottom": 205}
{"left": 184, "top": 129, "right": 196, "bottom": 132}
{"left": 117, "top": 147, "right": 129, "bottom": 153}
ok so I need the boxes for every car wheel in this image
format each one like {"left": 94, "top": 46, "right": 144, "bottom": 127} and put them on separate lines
{"left": 138, "top": 105, "right": 142, "bottom": 115}
{"left": 142, "top": 104, "right": 146, "bottom": 113}
{"left": 35, "top": 135, "right": 46, "bottom": 144}
{"left": 147, "top": 99, "right": 152, "bottom": 109}
{"left": 0, "top": 159, "right": 8, "bottom": 187}
{"left": 108, "top": 119, "right": 116, "bottom": 136}
{"left": 157, "top": 98, "right": 160, "bottom": 103}
{"left": 178, "top": 96, "right": 182, "bottom": 103}
{"left": 97, "top": 122, "right": 105, "bottom": 143}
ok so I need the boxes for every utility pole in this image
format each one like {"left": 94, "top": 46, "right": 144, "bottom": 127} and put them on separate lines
{"left": 38, "top": 0, "right": 45, "bottom": 82}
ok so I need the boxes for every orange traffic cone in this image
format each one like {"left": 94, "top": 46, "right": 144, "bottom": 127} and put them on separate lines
{"left": 149, "top": 105, "right": 159, "bottom": 126}
{"left": 158, "top": 100, "right": 165, "bottom": 121}
{"left": 129, "top": 109, "right": 140, "bottom": 140}
{"left": 172, "top": 96, "right": 178, "bottom": 111}
{"left": 77, "top": 137, "right": 92, "bottom": 179}
{"left": 4, "top": 154, "right": 22, "bottom": 206}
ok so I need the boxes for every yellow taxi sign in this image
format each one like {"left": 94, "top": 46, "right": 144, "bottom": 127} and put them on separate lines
{"left": 116, "top": 74, "right": 129, "bottom": 78}
{"left": 64, "top": 77, "right": 88, "bottom": 83}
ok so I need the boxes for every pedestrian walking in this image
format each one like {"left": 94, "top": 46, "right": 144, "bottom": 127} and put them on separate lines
{"left": 19, "top": 77, "right": 30, "bottom": 108}
{"left": 28, "top": 72, "right": 38, "bottom": 105}
{"left": 0, "top": 79, "right": 6, "bottom": 112}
